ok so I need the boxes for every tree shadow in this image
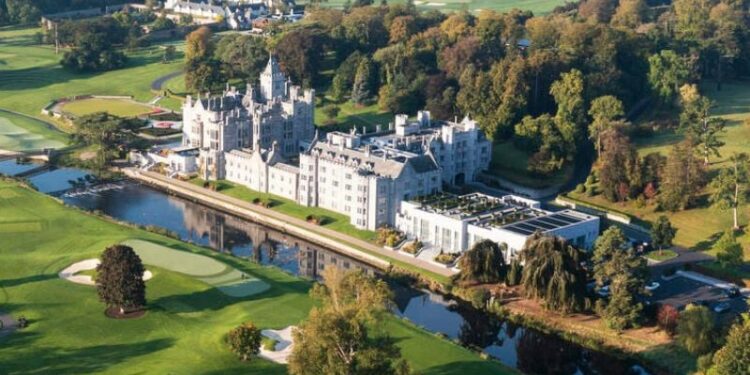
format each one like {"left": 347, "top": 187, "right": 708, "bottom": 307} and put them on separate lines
{"left": 0, "top": 273, "right": 57, "bottom": 288}
{"left": 693, "top": 231, "right": 724, "bottom": 252}
{"left": 2, "top": 336, "right": 174, "bottom": 374}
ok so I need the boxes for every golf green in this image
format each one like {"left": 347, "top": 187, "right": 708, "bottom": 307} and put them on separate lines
{"left": 0, "top": 111, "right": 66, "bottom": 151}
{"left": 121, "top": 239, "right": 270, "bottom": 297}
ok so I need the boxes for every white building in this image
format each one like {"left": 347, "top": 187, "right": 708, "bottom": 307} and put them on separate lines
{"left": 224, "top": 142, "right": 300, "bottom": 201}
{"left": 164, "top": 0, "right": 229, "bottom": 19}
{"left": 297, "top": 131, "right": 442, "bottom": 230}
{"left": 395, "top": 193, "right": 600, "bottom": 261}
{"left": 181, "top": 55, "right": 314, "bottom": 179}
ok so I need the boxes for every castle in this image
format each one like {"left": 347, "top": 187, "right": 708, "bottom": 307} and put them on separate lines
{"left": 181, "top": 55, "right": 315, "bottom": 179}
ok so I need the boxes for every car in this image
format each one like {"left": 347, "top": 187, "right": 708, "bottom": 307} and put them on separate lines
{"left": 714, "top": 302, "right": 732, "bottom": 314}
{"left": 645, "top": 282, "right": 660, "bottom": 292}
{"left": 596, "top": 285, "right": 610, "bottom": 298}
{"left": 724, "top": 287, "right": 741, "bottom": 299}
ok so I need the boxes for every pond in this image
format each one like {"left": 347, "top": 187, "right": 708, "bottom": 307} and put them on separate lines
{"left": 23, "top": 169, "right": 650, "bottom": 374}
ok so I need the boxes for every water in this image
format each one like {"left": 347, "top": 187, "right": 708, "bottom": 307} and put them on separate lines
{"left": 53, "top": 178, "right": 648, "bottom": 374}
{"left": 0, "top": 158, "right": 40, "bottom": 176}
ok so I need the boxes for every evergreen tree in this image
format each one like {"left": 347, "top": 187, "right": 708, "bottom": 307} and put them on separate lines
{"left": 658, "top": 139, "right": 707, "bottom": 211}
{"left": 680, "top": 93, "right": 726, "bottom": 166}
{"left": 550, "top": 69, "right": 586, "bottom": 155}
{"left": 676, "top": 304, "right": 717, "bottom": 355}
{"left": 351, "top": 58, "right": 374, "bottom": 105}
{"left": 712, "top": 315, "right": 750, "bottom": 375}
{"left": 96, "top": 245, "right": 146, "bottom": 315}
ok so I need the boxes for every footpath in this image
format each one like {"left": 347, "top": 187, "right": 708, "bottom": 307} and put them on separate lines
{"left": 122, "top": 168, "right": 457, "bottom": 280}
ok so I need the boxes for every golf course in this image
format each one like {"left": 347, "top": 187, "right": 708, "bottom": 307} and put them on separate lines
{"left": 0, "top": 177, "right": 514, "bottom": 374}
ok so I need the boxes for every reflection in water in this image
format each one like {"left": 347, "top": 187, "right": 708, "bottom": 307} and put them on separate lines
{"left": 61, "top": 180, "right": 648, "bottom": 374}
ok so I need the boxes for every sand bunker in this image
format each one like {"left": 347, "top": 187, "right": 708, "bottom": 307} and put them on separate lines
{"left": 259, "top": 326, "right": 296, "bottom": 364}
{"left": 59, "top": 259, "right": 153, "bottom": 286}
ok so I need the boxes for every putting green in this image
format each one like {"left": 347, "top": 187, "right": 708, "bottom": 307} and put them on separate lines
{"left": 121, "top": 239, "right": 270, "bottom": 297}
{"left": 0, "top": 111, "right": 66, "bottom": 151}
{"left": 60, "top": 98, "right": 154, "bottom": 118}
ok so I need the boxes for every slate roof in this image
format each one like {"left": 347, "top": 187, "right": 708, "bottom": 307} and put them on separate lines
{"left": 308, "top": 141, "right": 438, "bottom": 179}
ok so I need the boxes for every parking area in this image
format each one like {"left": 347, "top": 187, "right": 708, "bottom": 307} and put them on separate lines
{"left": 647, "top": 275, "right": 748, "bottom": 319}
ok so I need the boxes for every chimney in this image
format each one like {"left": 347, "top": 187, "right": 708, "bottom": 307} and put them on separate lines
{"left": 376, "top": 124, "right": 382, "bottom": 133}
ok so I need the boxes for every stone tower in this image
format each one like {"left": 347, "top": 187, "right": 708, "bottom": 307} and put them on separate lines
{"left": 259, "top": 54, "right": 286, "bottom": 102}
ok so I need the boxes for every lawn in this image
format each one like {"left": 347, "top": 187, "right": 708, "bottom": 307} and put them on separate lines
{"left": 0, "top": 178, "right": 515, "bottom": 374}
{"left": 298, "top": 0, "right": 566, "bottom": 14}
{"left": 488, "top": 141, "right": 574, "bottom": 189}
{"left": 190, "top": 178, "right": 377, "bottom": 241}
{"left": 0, "top": 110, "right": 67, "bottom": 151}
{"left": 568, "top": 80, "right": 750, "bottom": 254}
{"left": 59, "top": 98, "right": 155, "bottom": 118}
{"left": 645, "top": 250, "right": 679, "bottom": 262}
{"left": 315, "top": 100, "right": 394, "bottom": 132}
{"left": 0, "top": 26, "right": 184, "bottom": 130}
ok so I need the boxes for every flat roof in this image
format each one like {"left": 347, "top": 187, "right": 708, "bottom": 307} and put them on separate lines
{"left": 503, "top": 210, "right": 593, "bottom": 235}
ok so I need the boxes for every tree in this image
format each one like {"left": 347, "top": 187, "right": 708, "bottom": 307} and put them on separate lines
{"left": 712, "top": 315, "right": 750, "bottom": 375}
{"left": 715, "top": 230, "right": 743, "bottom": 268}
{"left": 610, "top": 0, "right": 647, "bottom": 29}
{"left": 227, "top": 322, "right": 262, "bottom": 361}
{"left": 96, "top": 245, "right": 146, "bottom": 315}
{"left": 648, "top": 50, "right": 690, "bottom": 105}
{"left": 651, "top": 216, "right": 677, "bottom": 255}
{"left": 185, "top": 58, "right": 223, "bottom": 93}
{"left": 323, "top": 105, "right": 340, "bottom": 122}
{"left": 521, "top": 233, "right": 589, "bottom": 314}
{"left": 351, "top": 58, "right": 374, "bottom": 106}
{"left": 506, "top": 258, "right": 522, "bottom": 286}
{"left": 550, "top": 69, "right": 586, "bottom": 154}
{"left": 676, "top": 304, "right": 716, "bottom": 355}
{"left": 288, "top": 267, "right": 406, "bottom": 375}
{"left": 275, "top": 27, "right": 328, "bottom": 87}
{"left": 163, "top": 45, "right": 176, "bottom": 64}
{"left": 709, "top": 153, "right": 748, "bottom": 229}
{"left": 597, "top": 128, "right": 640, "bottom": 202}
{"left": 214, "top": 34, "right": 268, "bottom": 81}
{"left": 657, "top": 304, "right": 679, "bottom": 336}
{"left": 588, "top": 95, "right": 625, "bottom": 154}
{"left": 72, "top": 113, "right": 140, "bottom": 172}
{"left": 659, "top": 139, "right": 707, "bottom": 211}
{"left": 592, "top": 227, "right": 648, "bottom": 330}
{"left": 456, "top": 240, "right": 507, "bottom": 284}
{"left": 185, "top": 26, "right": 213, "bottom": 62}
{"left": 680, "top": 93, "right": 726, "bottom": 166}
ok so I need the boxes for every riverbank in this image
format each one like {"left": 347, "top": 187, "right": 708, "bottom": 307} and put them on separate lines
{"left": 122, "top": 168, "right": 456, "bottom": 285}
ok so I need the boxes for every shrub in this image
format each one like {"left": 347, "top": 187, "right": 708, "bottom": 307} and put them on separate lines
{"left": 434, "top": 251, "right": 459, "bottom": 265}
{"left": 657, "top": 304, "right": 679, "bottom": 336}
{"left": 261, "top": 337, "right": 278, "bottom": 351}
{"left": 376, "top": 226, "right": 405, "bottom": 247}
{"left": 227, "top": 322, "right": 262, "bottom": 361}
{"left": 402, "top": 240, "right": 423, "bottom": 254}
{"left": 468, "top": 288, "right": 490, "bottom": 309}
{"left": 575, "top": 183, "right": 586, "bottom": 194}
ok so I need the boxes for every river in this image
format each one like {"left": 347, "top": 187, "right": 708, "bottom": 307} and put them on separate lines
{"left": 0, "top": 159, "right": 651, "bottom": 375}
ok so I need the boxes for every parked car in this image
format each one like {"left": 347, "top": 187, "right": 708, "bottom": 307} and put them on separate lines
{"left": 714, "top": 302, "right": 732, "bottom": 314}
{"left": 596, "top": 285, "right": 610, "bottom": 298}
{"left": 645, "top": 282, "right": 660, "bottom": 292}
{"left": 724, "top": 287, "right": 741, "bottom": 299}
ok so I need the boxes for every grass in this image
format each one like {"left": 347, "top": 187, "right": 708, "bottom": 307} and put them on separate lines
{"left": 0, "top": 177, "right": 514, "bottom": 374}
{"left": 0, "top": 110, "right": 67, "bottom": 151}
{"left": 488, "top": 141, "right": 573, "bottom": 189}
{"left": 60, "top": 98, "right": 155, "bottom": 118}
{"left": 644, "top": 250, "right": 679, "bottom": 262}
{"left": 0, "top": 26, "right": 184, "bottom": 131}
{"left": 298, "top": 0, "right": 566, "bottom": 15}
{"left": 569, "top": 80, "right": 750, "bottom": 254}
{"left": 315, "top": 100, "right": 394, "bottom": 132}
{"left": 191, "top": 178, "right": 377, "bottom": 242}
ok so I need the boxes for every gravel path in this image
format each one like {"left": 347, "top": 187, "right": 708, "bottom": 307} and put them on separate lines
{"left": 151, "top": 70, "right": 183, "bottom": 91}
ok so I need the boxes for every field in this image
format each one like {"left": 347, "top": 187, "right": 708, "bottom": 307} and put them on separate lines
{"left": 299, "top": 0, "right": 566, "bottom": 14}
{"left": 489, "top": 141, "right": 574, "bottom": 189}
{"left": 0, "top": 110, "right": 66, "bottom": 151}
{"left": 0, "top": 26, "right": 184, "bottom": 130}
{"left": 569, "top": 80, "right": 750, "bottom": 254}
{"left": 59, "top": 98, "right": 156, "bottom": 118}
{"left": 0, "top": 178, "right": 513, "bottom": 374}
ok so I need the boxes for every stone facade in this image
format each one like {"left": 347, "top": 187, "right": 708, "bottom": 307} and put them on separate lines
{"left": 181, "top": 55, "right": 314, "bottom": 179}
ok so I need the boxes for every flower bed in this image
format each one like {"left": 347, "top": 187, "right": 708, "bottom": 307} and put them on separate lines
{"left": 434, "top": 251, "right": 459, "bottom": 265}
{"left": 402, "top": 240, "right": 423, "bottom": 255}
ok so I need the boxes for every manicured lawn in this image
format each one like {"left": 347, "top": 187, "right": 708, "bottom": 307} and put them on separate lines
{"left": 489, "top": 141, "right": 573, "bottom": 189}
{"left": 0, "top": 26, "right": 184, "bottom": 130}
{"left": 0, "top": 110, "right": 67, "bottom": 151}
{"left": 0, "top": 178, "right": 514, "bottom": 374}
{"left": 298, "top": 0, "right": 566, "bottom": 14}
{"left": 60, "top": 98, "right": 155, "bottom": 118}
{"left": 315, "top": 100, "right": 394, "bottom": 132}
{"left": 645, "top": 250, "right": 678, "bottom": 262}
{"left": 190, "top": 178, "right": 377, "bottom": 241}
